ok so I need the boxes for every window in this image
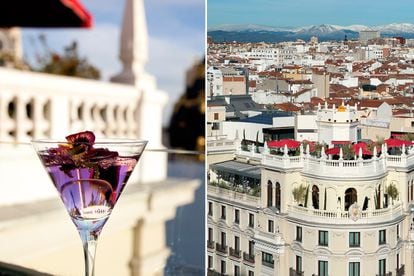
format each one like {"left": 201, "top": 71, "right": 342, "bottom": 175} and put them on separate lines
{"left": 208, "top": 202, "right": 213, "bottom": 216}
{"left": 234, "top": 209, "right": 240, "bottom": 224}
{"left": 262, "top": 252, "right": 274, "bottom": 268}
{"left": 249, "top": 213, "right": 254, "bottom": 227}
{"left": 221, "top": 205, "right": 226, "bottom": 219}
{"left": 379, "top": 259, "right": 386, "bottom": 275}
{"left": 214, "top": 113, "right": 219, "bottom": 120}
{"left": 234, "top": 265, "right": 240, "bottom": 276}
{"left": 275, "top": 182, "right": 281, "bottom": 210}
{"left": 268, "top": 220, "right": 274, "bottom": 233}
{"left": 379, "top": 229, "right": 386, "bottom": 245}
{"left": 397, "top": 224, "right": 400, "bottom": 240}
{"left": 267, "top": 181, "right": 273, "bottom": 207}
{"left": 221, "top": 232, "right": 226, "bottom": 246}
{"left": 248, "top": 240, "right": 254, "bottom": 255}
{"left": 208, "top": 227, "right": 213, "bottom": 241}
{"left": 349, "top": 262, "right": 360, "bottom": 276}
{"left": 296, "top": 226, "right": 302, "bottom": 242}
{"left": 248, "top": 271, "right": 254, "bottom": 276}
{"left": 319, "top": 230, "right": 328, "bottom": 246}
{"left": 208, "top": 255, "right": 213, "bottom": 270}
{"left": 318, "top": 260, "right": 328, "bottom": 276}
{"left": 397, "top": 253, "right": 400, "bottom": 270}
{"left": 221, "top": 260, "right": 226, "bottom": 274}
{"left": 349, "top": 232, "right": 360, "bottom": 247}
{"left": 234, "top": 236, "right": 240, "bottom": 251}
{"left": 296, "top": 256, "right": 302, "bottom": 272}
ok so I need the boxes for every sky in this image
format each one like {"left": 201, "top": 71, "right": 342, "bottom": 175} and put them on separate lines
{"left": 208, "top": 0, "right": 414, "bottom": 28}
{"left": 22, "top": 0, "right": 205, "bottom": 126}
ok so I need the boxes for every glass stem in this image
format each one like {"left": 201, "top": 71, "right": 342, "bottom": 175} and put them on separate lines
{"left": 79, "top": 230, "right": 99, "bottom": 276}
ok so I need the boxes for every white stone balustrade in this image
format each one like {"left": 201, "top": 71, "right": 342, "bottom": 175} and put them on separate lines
{"left": 0, "top": 68, "right": 168, "bottom": 205}
{"left": 208, "top": 185, "right": 261, "bottom": 206}
{"left": 287, "top": 203, "right": 403, "bottom": 225}
{"left": 230, "top": 140, "right": 414, "bottom": 179}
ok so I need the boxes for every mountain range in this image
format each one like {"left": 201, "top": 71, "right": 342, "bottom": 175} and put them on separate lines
{"left": 208, "top": 23, "right": 414, "bottom": 43}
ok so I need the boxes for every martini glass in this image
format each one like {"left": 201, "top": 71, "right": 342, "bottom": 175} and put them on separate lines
{"left": 32, "top": 134, "right": 147, "bottom": 276}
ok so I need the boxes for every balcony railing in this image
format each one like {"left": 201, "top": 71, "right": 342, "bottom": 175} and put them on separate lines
{"left": 262, "top": 260, "right": 274, "bottom": 268}
{"left": 207, "top": 240, "right": 215, "bottom": 249}
{"left": 243, "top": 252, "right": 255, "bottom": 264}
{"left": 234, "top": 144, "right": 414, "bottom": 179}
{"left": 397, "top": 265, "right": 405, "bottom": 276}
{"left": 287, "top": 203, "right": 402, "bottom": 224}
{"left": 215, "top": 242, "right": 228, "bottom": 254}
{"left": 376, "top": 273, "right": 392, "bottom": 276}
{"left": 229, "top": 247, "right": 241, "bottom": 258}
{"left": 289, "top": 268, "right": 304, "bottom": 276}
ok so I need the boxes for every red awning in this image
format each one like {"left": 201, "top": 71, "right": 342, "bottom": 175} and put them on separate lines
{"left": 267, "top": 139, "right": 301, "bottom": 149}
{"left": 325, "top": 147, "right": 340, "bottom": 155}
{"left": 0, "top": 0, "right": 92, "bottom": 28}
{"left": 331, "top": 140, "right": 351, "bottom": 145}
{"left": 353, "top": 143, "right": 372, "bottom": 155}
{"left": 384, "top": 138, "right": 412, "bottom": 147}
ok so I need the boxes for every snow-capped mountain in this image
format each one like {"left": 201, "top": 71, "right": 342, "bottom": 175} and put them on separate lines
{"left": 207, "top": 23, "right": 414, "bottom": 43}
{"left": 208, "top": 24, "right": 292, "bottom": 32}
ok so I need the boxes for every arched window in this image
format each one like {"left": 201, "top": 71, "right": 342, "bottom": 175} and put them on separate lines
{"left": 362, "top": 196, "right": 369, "bottom": 211}
{"left": 312, "top": 185, "right": 319, "bottom": 209}
{"left": 275, "top": 182, "right": 281, "bottom": 211}
{"left": 345, "top": 188, "right": 357, "bottom": 211}
{"left": 267, "top": 181, "right": 273, "bottom": 207}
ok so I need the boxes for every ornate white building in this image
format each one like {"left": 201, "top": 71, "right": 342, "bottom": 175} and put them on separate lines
{"left": 207, "top": 105, "right": 412, "bottom": 276}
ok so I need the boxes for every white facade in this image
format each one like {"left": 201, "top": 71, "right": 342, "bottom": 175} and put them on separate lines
{"left": 317, "top": 103, "right": 359, "bottom": 144}
{"left": 207, "top": 67, "right": 224, "bottom": 96}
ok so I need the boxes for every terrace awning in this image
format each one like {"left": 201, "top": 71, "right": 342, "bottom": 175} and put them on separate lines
{"left": 0, "top": 0, "right": 92, "bottom": 28}
{"left": 210, "top": 160, "right": 261, "bottom": 179}
{"left": 352, "top": 142, "right": 372, "bottom": 155}
{"left": 267, "top": 139, "right": 301, "bottom": 149}
{"left": 384, "top": 138, "right": 412, "bottom": 147}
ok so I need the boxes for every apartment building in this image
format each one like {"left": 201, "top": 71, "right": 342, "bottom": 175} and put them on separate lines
{"left": 207, "top": 105, "right": 412, "bottom": 276}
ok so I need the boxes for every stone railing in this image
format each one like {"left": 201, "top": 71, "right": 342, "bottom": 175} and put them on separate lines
{"left": 0, "top": 68, "right": 143, "bottom": 142}
{"left": 207, "top": 137, "right": 237, "bottom": 154}
{"left": 207, "top": 185, "right": 261, "bottom": 206}
{"left": 233, "top": 146, "right": 414, "bottom": 178}
{"left": 0, "top": 68, "right": 168, "bottom": 205}
{"left": 302, "top": 155, "right": 387, "bottom": 178}
{"left": 287, "top": 203, "right": 403, "bottom": 225}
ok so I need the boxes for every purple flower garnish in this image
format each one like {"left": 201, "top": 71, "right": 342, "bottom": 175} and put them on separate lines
{"left": 42, "top": 131, "right": 121, "bottom": 179}
{"left": 66, "top": 131, "right": 95, "bottom": 147}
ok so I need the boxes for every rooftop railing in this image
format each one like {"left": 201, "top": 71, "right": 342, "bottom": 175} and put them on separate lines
{"left": 287, "top": 203, "right": 403, "bottom": 224}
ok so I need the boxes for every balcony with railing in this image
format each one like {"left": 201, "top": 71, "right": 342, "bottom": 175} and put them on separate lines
{"left": 287, "top": 203, "right": 403, "bottom": 225}
{"left": 229, "top": 247, "right": 241, "bottom": 259}
{"left": 396, "top": 265, "right": 405, "bottom": 276}
{"left": 215, "top": 242, "right": 228, "bottom": 254}
{"left": 289, "top": 268, "right": 304, "bottom": 276}
{"left": 243, "top": 252, "right": 255, "bottom": 264}
{"left": 232, "top": 139, "right": 414, "bottom": 180}
{"left": 207, "top": 240, "right": 215, "bottom": 250}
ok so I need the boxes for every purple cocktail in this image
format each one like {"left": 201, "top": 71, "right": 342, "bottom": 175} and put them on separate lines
{"left": 33, "top": 131, "right": 147, "bottom": 276}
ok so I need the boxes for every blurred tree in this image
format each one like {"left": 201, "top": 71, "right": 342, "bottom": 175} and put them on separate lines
{"left": 36, "top": 34, "right": 100, "bottom": 79}
{"left": 168, "top": 58, "right": 205, "bottom": 160}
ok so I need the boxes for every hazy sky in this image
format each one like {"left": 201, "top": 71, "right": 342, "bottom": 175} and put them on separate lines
{"left": 22, "top": 0, "right": 205, "bottom": 126}
{"left": 208, "top": 0, "right": 414, "bottom": 28}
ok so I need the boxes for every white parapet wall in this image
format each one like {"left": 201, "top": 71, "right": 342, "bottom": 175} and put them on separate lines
{"left": 0, "top": 68, "right": 168, "bottom": 205}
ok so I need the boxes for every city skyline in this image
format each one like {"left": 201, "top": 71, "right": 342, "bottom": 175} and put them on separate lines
{"left": 208, "top": 0, "right": 414, "bottom": 29}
